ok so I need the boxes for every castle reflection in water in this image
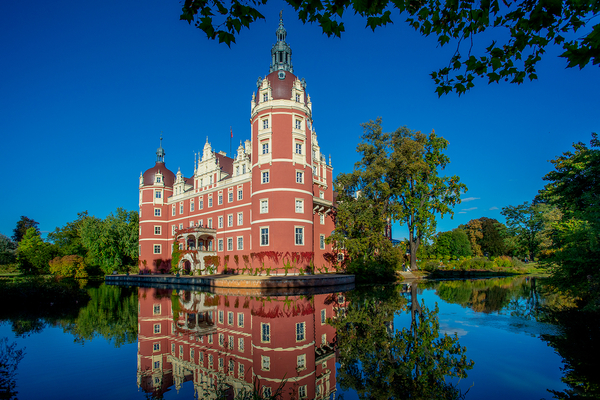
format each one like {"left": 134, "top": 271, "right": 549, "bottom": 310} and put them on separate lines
{"left": 137, "top": 287, "right": 347, "bottom": 399}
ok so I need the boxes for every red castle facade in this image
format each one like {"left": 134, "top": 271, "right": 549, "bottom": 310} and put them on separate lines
{"left": 138, "top": 16, "right": 336, "bottom": 274}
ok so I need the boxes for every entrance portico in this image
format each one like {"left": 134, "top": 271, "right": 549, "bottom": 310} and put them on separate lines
{"left": 175, "top": 226, "right": 217, "bottom": 275}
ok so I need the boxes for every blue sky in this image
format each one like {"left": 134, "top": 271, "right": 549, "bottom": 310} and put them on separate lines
{"left": 1, "top": 0, "right": 598, "bottom": 240}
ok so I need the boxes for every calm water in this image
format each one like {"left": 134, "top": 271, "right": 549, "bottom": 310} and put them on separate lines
{"left": 0, "top": 276, "right": 594, "bottom": 399}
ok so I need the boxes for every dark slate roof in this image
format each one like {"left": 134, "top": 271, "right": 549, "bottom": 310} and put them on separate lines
{"left": 143, "top": 162, "right": 176, "bottom": 187}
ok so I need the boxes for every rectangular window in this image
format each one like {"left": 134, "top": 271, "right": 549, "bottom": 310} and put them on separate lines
{"left": 262, "top": 171, "right": 269, "bottom": 183}
{"left": 296, "top": 322, "right": 305, "bottom": 341}
{"left": 295, "top": 199, "right": 304, "bottom": 213}
{"left": 179, "top": 204, "right": 183, "bottom": 214}
{"left": 199, "top": 199, "right": 203, "bottom": 209}
{"left": 299, "top": 385, "right": 307, "bottom": 399}
{"left": 237, "top": 212, "right": 243, "bottom": 225}
{"left": 155, "top": 190, "right": 162, "bottom": 199}
{"left": 154, "top": 361, "right": 160, "bottom": 369}
{"left": 218, "top": 216, "right": 223, "bottom": 228}
{"left": 263, "top": 93, "right": 268, "bottom": 102}
{"left": 262, "top": 355, "right": 270, "bottom": 371}
{"left": 153, "top": 245, "right": 161, "bottom": 254}
{"left": 296, "top": 171, "right": 303, "bottom": 183}
{"left": 228, "top": 336, "right": 234, "bottom": 350}
{"left": 209, "top": 197, "right": 213, "bottom": 207}
{"left": 153, "top": 324, "right": 160, "bottom": 334}
{"left": 179, "top": 223, "right": 183, "bottom": 230}
{"left": 154, "top": 226, "right": 161, "bottom": 235}
{"left": 227, "top": 214, "right": 233, "bottom": 227}
{"left": 295, "top": 93, "right": 300, "bottom": 102}
{"left": 239, "top": 362, "right": 245, "bottom": 377}
{"left": 321, "top": 309, "right": 326, "bottom": 324}
{"left": 261, "top": 323, "right": 270, "bottom": 342}
{"left": 172, "top": 225, "right": 176, "bottom": 235}
{"left": 262, "top": 143, "right": 269, "bottom": 154}
{"left": 154, "top": 208, "right": 161, "bottom": 217}
{"left": 228, "top": 192, "right": 233, "bottom": 202}
{"left": 179, "top": 345, "right": 183, "bottom": 359}
{"left": 219, "top": 357, "right": 224, "bottom": 370}
{"left": 219, "top": 333, "right": 224, "bottom": 346}
{"left": 153, "top": 343, "right": 160, "bottom": 351}
{"left": 238, "top": 337, "right": 244, "bottom": 352}
{"left": 208, "top": 218, "right": 212, "bottom": 228}
{"left": 229, "top": 359, "right": 235, "bottom": 375}
{"left": 295, "top": 227, "right": 304, "bottom": 245}
{"left": 218, "top": 310, "right": 224, "bottom": 324}
{"left": 320, "top": 213, "right": 325, "bottom": 224}
{"left": 295, "top": 119, "right": 302, "bottom": 129}
{"left": 208, "top": 334, "right": 213, "bottom": 344}
{"left": 297, "top": 354, "right": 306, "bottom": 370}
{"left": 190, "top": 201, "right": 194, "bottom": 212}
{"left": 153, "top": 304, "right": 161, "bottom": 315}
{"left": 171, "top": 343, "right": 175, "bottom": 355}
{"left": 237, "top": 189, "right": 243, "bottom": 200}
{"left": 227, "top": 238, "right": 233, "bottom": 251}
{"left": 260, "top": 228, "right": 269, "bottom": 246}
{"left": 238, "top": 313, "right": 244, "bottom": 327}
{"left": 237, "top": 237, "right": 243, "bottom": 250}
{"left": 320, "top": 234, "right": 325, "bottom": 250}
{"left": 322, "top": 333, "right": 327, "bottom": 345}
{"left": 260, "top": 199, "right": 268, "bottom": 213}
{"left": 172, "top": 205, "right": 176, "bottom": 216}
{"left": 218, "top": 239, "right": 223, "bottom": 252}
{"left": 228, "top": 311, "right": 234, "bottom": 325}
{"left": 218, "top": 194, "right": 223, "bottom": 205}
{"left": 320, "top": 191, "right": 325, "bottom": 199}
{"left": 208, "top": 354, "right": 213, "bottom": 368}
{"left": 262, "top": 119, "right": 269, "bottom": 129}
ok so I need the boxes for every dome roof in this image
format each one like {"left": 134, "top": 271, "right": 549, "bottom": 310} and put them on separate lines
{"left": 265, "top": 70, "right": 299, "bottom": 101}
{"left": 143, "top": 162, "right": 176, "bottom": 187}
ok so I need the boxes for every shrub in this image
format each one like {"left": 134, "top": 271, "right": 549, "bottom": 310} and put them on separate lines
{"left": 49, "top": 255, "right": 88, "bottom": 278}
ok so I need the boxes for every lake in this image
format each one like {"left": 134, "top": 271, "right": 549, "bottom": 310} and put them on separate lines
{"left": 1, "top": 276, "right": 596, "bottom": 399}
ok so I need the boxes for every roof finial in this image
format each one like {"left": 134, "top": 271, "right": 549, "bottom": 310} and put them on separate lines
{"left": 156, "top": 132, "right": 166, "bottom": 163}
{"left": 270, "top": 11, "right": 293, "bottom": 73}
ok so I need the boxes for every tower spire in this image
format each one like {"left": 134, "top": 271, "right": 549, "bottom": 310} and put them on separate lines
{"left": 156, "top": 134, "right": 166, "bottom": 163}
{"left": 270, "top": 11, "right": 293, "bottom": 73}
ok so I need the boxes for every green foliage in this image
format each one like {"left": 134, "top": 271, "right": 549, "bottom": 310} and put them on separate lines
{"left": 80, "top": 208, "right": 139, "bottom": 274}
{"left": 171, "top": 239, "right": 181, "bottom": 271}
{"left": 501, "top": 202, "right": 548, "bottom": 260}
{"left": 48, "top": 255, "right": 89, "bottom": 278}
{"left": 0, "top": 233, "right": 17, "bottom": 265}
{"left": 331, "top": 119, "right": 465, "bottom": 275}
{"left": 433, "top": 228, "right": 472, "bottom": 258}
{"left": 16, "top": 227, "right": 53, "bottom": 275}
{"left": 180, "top": 0, "right": 599, "bottom": 95}
{"left": 47, "top": 211, "right": 90, "bottom": 258}
{"left": 12, "top": 216, "right": 39, "bottom": 243}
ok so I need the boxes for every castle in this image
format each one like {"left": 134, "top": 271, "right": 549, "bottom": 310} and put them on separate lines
{"left": 138, "top": 16, "right": 336, "bottom": 274}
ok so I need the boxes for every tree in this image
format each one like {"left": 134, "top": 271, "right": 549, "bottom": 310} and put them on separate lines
{"left": 461, "top": 219, "right": 484, "bottom": 256}
{"left": 501, "top": 202, "right": 546, "bottom": 260}
{"left": 478, "top": 217, "right": 506, "bottom": 257}
{"left": 0, "top": 234, "right": 17, "bottom": 265}
{"left": 80, "top": 208, "right": 139, "bottom": 274}
{"left": 330, "top": 118, "right": 465, "bottom": 272}
{"left": 538, "top": 133, "right": 600, "bottom": 310}
{"left": 12, "top": 216, "right": 39, "bottom": 243}
{"left": 47, "top": 211, "right": 90, "bottom": 258}
{"left": 16, "top": 227, "right": 53, "bottom": 274}
{"left": 180, "top": 0, "right": 599, "bottom": 95}
{"left": 433, "top": 229, "right": 472, "bottom": 259}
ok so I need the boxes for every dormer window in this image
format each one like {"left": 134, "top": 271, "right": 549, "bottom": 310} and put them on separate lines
{"left": 156, "top": 176, "right": 161, "bottom": 183}
{"left": 263, "top": 93, "right": 268, "bottom": 102}
{"left": 295, "top": 94, "right": 300, "bottom": 102}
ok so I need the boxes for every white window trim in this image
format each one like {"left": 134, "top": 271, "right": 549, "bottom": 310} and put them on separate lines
{"left": 295, "top": 198, "right": 304, "bottom": 213}
{"left": 237, "top": 236, "right": 243, "bottom": 250}
{"left": 260, "top": 227, "right": 269, "bottom": 247}
{"left": 260, "top": 199, "right": 269, "bottom": 214}
{"left": 153, "top": 244, "right": 162, "bottom": 254}
{"left": 295, "top": 226, "right": 304, "bottom": 246}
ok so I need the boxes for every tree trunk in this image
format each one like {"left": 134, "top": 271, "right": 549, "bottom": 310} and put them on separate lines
{"left": 409, "top": 238, "right": 420, "bottom": 271}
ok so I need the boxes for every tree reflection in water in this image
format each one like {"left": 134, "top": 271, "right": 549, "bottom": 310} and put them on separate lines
{"left": 331, "top": 284, "right": 474, "bottom": 400}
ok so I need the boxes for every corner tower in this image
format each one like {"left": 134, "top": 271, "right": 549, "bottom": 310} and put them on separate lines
{"left": 139, "top": 137, "right": 175, "bottom": 272}
{"left": 250, "top": 15, "right": 334, "bottom": 268}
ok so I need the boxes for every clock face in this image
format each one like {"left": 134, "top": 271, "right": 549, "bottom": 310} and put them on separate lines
{"left": 278, "top": 71, "right": 286, "bottom": 80}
